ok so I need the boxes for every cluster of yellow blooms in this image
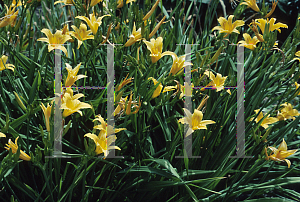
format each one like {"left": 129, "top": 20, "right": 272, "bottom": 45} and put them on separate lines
{"left": 1, "top": 0, "right": 299, "bottom": 168}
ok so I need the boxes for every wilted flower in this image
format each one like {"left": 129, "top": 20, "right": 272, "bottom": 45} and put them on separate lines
{"left": 0, "top": 55, "right": 15, "bottom": 72}
{"left": 265, "top": 0, "right": 278, "bottom": 18}
{"left": 178, "top": 108, "right": 215, "bottom": 137}
{"left": 70, "top": 23, "right": 94, "bottom": 49}
{"left": 212, "top": 15, "right": 245, "bottom": 37}
{"left": 76, "top": 12, "right": 110, "bottom": 35}
{"left": 250, "top": 109, "right": 278, "bottom": 129}
{"left": 116, "top": 73, "right": 133, "bottom": 91}
{"left": 4, "top": 137, "right": 31, "bottom": 161}
{"left": 265, "top": 138, "right": 297, "bottom": 168}
{"left": 37, "top": 29, "right": 72, "bottom": 56}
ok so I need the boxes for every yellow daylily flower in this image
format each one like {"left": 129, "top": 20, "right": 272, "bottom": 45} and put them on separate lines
{"left": 255, "top": 18, "right": 288, "bottom": 34}
{"left": 0, "top": 5, "right": 19, "bottom": 28}
{"left": 12, "top": 0, "right": 23, "bottom": 7}
{"left": 0, "top": 55, "right": 15, "bottom": 72}
{"left": 4, "top": 137, "right": 31, "bottom": 161}
{"left": 0, "top": 132, "right": 6, "bottom": 137}
{"left": 116, "top": 73, "right": 133, "bottom": 91}
{"left": 54, "top": 0, "right": 74, "bottom": 5}
{"left": 143, "top": 37, "right": 163, "bottom": 63}
{"left": 204, "top": 70, "right": 227, "bottom": 92}
{"left": 61, "top": 24, "right": 74, "bottom": 42}
{"left": 76, "top": 13, "right": 110, "bottom": 35}
{"left": 238, "top": 33, "right": 260, "bottom": 50}
{"left": 293, "top": 51, "right": 300, "bottom": 62}
{"left": 70, "top": 23, "right": 94, "bottom": 49}
{"left": 61, "top": 91, "right": 92, "bottom": 117}
{"left": 178, "top": 108, "right": 215, "bottom": 137}
{"left": 277, "top": 102, "right": 300, "bottom": 121}
{"left": 266, "top": 138, "right": 297, "bottom": 168}
{"left": 161, "top": 51, "right": 193, "bottom": 76}
{"left": 85, "top": 115, "right": 126, "bottom": 157}
{"left": 240, "top": 0, "right": 260, "bottom": 12}
{"left": 37, "top": 29, "right": 72, "bottom": 56}
{"left": 124, "top": 22, "right": 142, "bottom": 47}
{"left": 250, "top": 109, "right": 278, "bottom": 129}
{"left": 148, "top": 77, "right": 163, "bottom": 98}
{"left": 64, "top": 63, "right": 87, "bottom": 87}
{"left": 40, "top": 102, "right": 53, "bottom": 132}
{"left": 62, "top": 88, "right": 85, "bottom": 104}
{"left": 212, "top": 15, "right": 245, "bottom": 37}
{"left": 265, "top": 0, "right": 278, "bottom": 18}
{"left": 90, "top": 0, "right": 102, "bottom": 7}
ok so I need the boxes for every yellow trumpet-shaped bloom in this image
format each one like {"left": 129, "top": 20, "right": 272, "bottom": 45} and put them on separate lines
{"left": 255, "top": 18, "right": 288, "bottom": 34}
{"left": 85, "top": 115, "right": 126, "bottom": 157}
{"left": 148, "top": 77, "right": 163, "bottom": 98}
{"left": 70, "top": 23, "right": 94, "bottom": 49}
{"left": 178, "top": 108, "right": 215, "bottom": 137}
{"left": 61, "top": 90, "right": 92, "bottom": 117}
{"left": 0, "top": 55, "right": 15, "bottom": 72}
{"left": 212, "top": 15, "right": 245, "bottom": 37}
{"left": 124, "top": 22, "right": 142, "bottom": 47}
{"left": 238, "top": 33, "right": 261, "bottom": 50}
{"left": 65, "top": 63, "right": 87, "bottom": 87}
{"left": 0, "top": 5, "right": 19, "bottom": 28}
{"left": 277, "top": 102, "right": 300, "bottom": 121}
{"left": 240, "top": 0, "right": 260, "bottom": 12}
{"left": 266, "top": 138, "right": 297, "bottom": 168}
{"left": 250, "top": 109, "right": 278, "bottom": 129}
{"left": 40, "top": 102, "right": 53, "bottom": 132}
{"left": 204, "top": 71, "right": 227, "bottom": 92}
{"left": 37, "top": 29, "right": 72, "bottom": 56}
{"left": 76, "top": 13, "right": 110, "bottom": 35}
{"left": 143, "top": 37, "right": 163, "bottom": 63}
{"left": 4, "top": 137, "right": 31, "bottom": 161}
